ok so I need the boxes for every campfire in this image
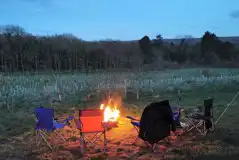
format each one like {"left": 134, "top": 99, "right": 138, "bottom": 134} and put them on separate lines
{"left": 100, "top": 104, "right": 120, "bottom": 122}
{"left": 99, "top": 97, "right": 120, "bottom": 126}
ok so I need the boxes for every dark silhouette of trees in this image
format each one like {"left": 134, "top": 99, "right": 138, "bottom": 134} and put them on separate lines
{"left": 200, "top": 31, "right": 236, "bottom": 63}
{"left": 0, "top": 25, "right": 143, "bottom": 72}
{"left": 0, "top": 25, "right": 26, "bottom": 36}
{"left": 138, "top": 35, "right": 154, "bottom": 64}
{"left": 217, "top": 41, "right": 235, "bottom": 60}
{"left": 201, "top": 31, "right": 219, "bottom": 58}
{"left": 0, "top": 25, "right": 238, "bottom": 72}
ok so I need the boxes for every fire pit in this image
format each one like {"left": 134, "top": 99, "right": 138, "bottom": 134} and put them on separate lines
{"left": 100, "top": 99, "right": 120, "bottom": 129}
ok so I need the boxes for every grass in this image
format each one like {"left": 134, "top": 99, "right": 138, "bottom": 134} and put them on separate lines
{"left": 1, "top": 68, "right": 239, "bottom": 159}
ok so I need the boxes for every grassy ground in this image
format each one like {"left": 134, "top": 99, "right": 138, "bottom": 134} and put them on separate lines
{"left": 1, "top": 68, "right": 239, "bottom": 159}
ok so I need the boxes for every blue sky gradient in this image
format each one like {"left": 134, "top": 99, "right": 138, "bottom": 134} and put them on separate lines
{"left": 0, "top": 0, "right": 239, "bottom": 40}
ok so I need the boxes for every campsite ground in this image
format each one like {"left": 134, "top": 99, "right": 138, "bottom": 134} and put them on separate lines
{"left": 1, "top": 68, "right": 239, "bottom": 159}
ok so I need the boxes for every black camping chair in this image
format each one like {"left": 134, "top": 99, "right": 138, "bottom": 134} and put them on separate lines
{"left": 128, "top": 100, "right": 176, "bottom": 151}
{"left": 127, "top": 108, "right": 182, "bottom": 139}
{"left": 185, "top": 98, "right": 214, "bottom": 135}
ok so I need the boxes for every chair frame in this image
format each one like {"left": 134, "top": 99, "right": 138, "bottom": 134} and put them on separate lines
{"left": 75, "top": 109, "right": 108, "bottom": 154}
{"left": 35, "top": 107, "right": 72, "bottom": 150}
{"left": 185, "top": 118, "right": 207, "bottom": 135}
{"left": 184, "top": 98, "right": 214, "bottom": 136}
{"left": 35, "top": 125, "right": 67, "bottom": 149}
{"left": 126, "top": 117, "right": 141, "bottom": 144}
{"left": 127, "top": 107, "right": 181, "bottom": 149}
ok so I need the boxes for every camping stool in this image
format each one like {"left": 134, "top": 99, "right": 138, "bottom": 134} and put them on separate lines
{"left": 74, "top": 109, "right": 109, "bottom": 154}
{"left": 35, "top": 107, "right": 73, "bottom": 150}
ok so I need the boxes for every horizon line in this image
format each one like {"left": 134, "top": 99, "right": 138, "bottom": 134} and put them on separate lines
{"left": 1, "top": 24, "right": 239, "bottom": 41}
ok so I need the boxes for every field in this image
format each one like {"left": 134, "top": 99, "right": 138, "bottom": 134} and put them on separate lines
{"left": 1, "top": 68, "right": 239, "bottom": 159}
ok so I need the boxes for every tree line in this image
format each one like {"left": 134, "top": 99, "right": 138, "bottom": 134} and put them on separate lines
{"left": 0, "top": 25, "right": 238, "bottom": 72}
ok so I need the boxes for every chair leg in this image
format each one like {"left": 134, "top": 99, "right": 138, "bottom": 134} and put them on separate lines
{"left": 81, "top": 132, "right": 109, "bottom": 153}
{"left": 152, "top": 143, "right": 156, "bottom": 152}
{"left": 54, "top": 130, "right": 66, "bottom": 141}
{"left": 185, "top": 118, "right": 201, "bottom": 132}
{"left": 51, "top": 132, "right": 54, "bottom": 150}
{"left": 186, "top": 119, "right": 200, "bottom": 132}
{"left": 39, "top": 130, "right": 53, "bottom": 149}
{"left": 195, "top": 121, "right": 205, "bottom": 135}
{"left": 132, "top": 125, "right": 139, "bottom": 144}
{"left": 133, "top": 137, "right": 139, "bottom": 144}
{"left": 103, "top": 131, "right": 107, "bottom": 153}
{"left": 51, "top": 133, "right": 57, "bottom": 160}
{"left": 84, "top": 133, "right": 103, "bottom": 148}
{"left": 186, "top": 119, "right": 207, "bottom": 135}
{"left": 80, "top": 132, "right": 84, "bottom": 154}
{"left": 164, "top": 137, "right": 171, "bottom": 145}
{"left": 36, "top": 130, "right": 41, "bottom": 147}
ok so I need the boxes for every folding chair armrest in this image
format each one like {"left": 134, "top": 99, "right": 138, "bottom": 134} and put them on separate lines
{"left": 53, "top": 120, "right": 67, "bottom": 129}
{"left": 131, "top": 121, "right": 140, "bottom": 127}
{"left": 126, "top": 116, "right": 139, "bottom": 121}
{"left": 59, "top": 116, "right": 74, "bottom": 124}
{"left": 53, "top": 116, "right": 74, "bottom": 125}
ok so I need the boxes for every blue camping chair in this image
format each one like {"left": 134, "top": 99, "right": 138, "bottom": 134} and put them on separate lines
{"left": 35, "top": 107, "right": 73, "bottom": 149}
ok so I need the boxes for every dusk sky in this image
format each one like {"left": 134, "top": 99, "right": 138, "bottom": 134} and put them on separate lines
{"left": 0, "top": 0, "right": 239, "bottom": 40}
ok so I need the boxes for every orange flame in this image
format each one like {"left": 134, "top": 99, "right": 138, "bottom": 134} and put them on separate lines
{"left": 100, "top": 97, "right": 120, "bottom": 122}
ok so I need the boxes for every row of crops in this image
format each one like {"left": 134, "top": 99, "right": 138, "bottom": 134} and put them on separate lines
{"left": 1, "top": 68, "right": 239, "bottom": 105}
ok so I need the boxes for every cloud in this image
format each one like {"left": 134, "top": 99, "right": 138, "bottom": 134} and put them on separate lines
{"left": 230, "top": 10, "right": 239, "bottom": 19}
